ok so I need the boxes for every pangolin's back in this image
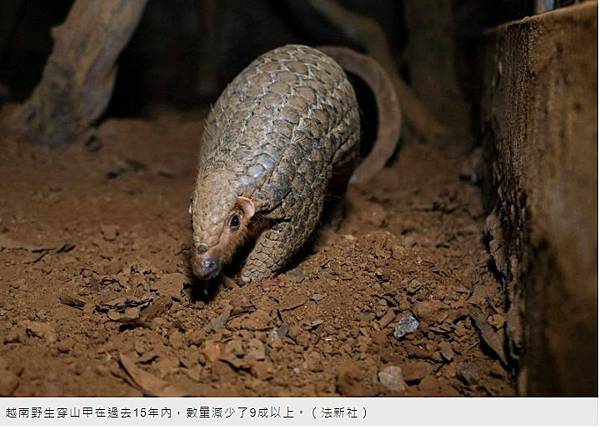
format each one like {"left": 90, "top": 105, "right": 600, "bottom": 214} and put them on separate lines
{"left": 194, "top": 44, "right": 360, "bottom": 246}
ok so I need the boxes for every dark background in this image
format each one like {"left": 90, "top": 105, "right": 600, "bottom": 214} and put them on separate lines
{"left": 0, "top": 0, "right": 534, "bottom": 118}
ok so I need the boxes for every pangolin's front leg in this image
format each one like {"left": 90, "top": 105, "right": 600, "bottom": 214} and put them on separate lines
{"left": 240, "top": 181, "right": 327, "bottom": 282}
{"left": 239, "top": 221, "right": 299, "bottom": 282}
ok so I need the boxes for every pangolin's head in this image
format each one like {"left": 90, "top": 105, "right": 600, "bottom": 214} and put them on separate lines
{"left": 189, "top": 171, "right": 255, "bottom": 280}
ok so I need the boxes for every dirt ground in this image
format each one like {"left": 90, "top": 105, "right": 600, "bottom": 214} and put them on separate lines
{"left": 0, "top": 113, "right": 514, "bottom": 396}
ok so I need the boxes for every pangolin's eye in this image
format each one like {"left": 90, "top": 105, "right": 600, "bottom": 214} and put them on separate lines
{"left": 197, "top": 244, "right": 208, "bottom": 254}
{"left": 229, "top": 214, "right": 241, "bottom": 230}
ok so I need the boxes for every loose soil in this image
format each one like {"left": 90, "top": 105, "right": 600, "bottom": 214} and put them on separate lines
{"left": 0, "top": 115, "right": 514, "bottom": 396}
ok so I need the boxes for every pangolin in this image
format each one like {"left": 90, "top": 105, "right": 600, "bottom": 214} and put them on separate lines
{"left": 190, "top": 44, "right": 401, "bottom": 283}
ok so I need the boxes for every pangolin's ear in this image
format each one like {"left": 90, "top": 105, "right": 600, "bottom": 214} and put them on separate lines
{"left": 236, "top": 196, "right": 255, "bottom": 219}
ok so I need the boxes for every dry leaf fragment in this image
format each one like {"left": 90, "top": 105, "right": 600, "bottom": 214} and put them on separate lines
{"left": 469, "top": 305, "right": 508, "bottom": 366}
{"left": 278, "top": 292, "right": 308, "bottom": 311}
{"left": 206, "top": 307, "right": 232, "bottom": 332}
{"left": 118, "top": 352, "right": 187, "bottom": 397}
{"left": 59, "top": 293, "right": 85, "bottom": 310}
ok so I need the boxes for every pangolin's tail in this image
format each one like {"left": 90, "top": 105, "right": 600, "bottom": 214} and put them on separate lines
{"left": 318, "top": 46, "right": 402, "bottom": 184}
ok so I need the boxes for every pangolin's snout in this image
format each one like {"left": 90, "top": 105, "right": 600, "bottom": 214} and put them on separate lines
{"left": 190, "top": 249, "right": 220, "bottom": 280}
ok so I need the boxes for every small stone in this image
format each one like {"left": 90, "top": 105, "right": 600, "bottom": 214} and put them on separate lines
{"left": 246, "top": 339, "right": 266, "bottom": 361}
{"left": 138, "top": 351, "right": 159, "bottom": 364}
{"left": 303, "top": 319, "right": 324, "bottom": 330}
{"left": 391, "top": 244, "right": 406, "bottom": 259}
{"left": 402, "top": 361, "right": 432, "bottom": 382}
{"left": 220, "top": 275, "right": 239, "bottom": 290}
{"left": 56, "top": 341, "right": 71, "bottom": 353}
{"left": 24, "top": 320, "right": 57, "bottom": 343}
{"left": 206, "top": 307, "right": 232, "bottom": 332}
{"left": 303, "top": 351, "right": 323, "bottom": 372}
{"left": 414, "top": 300, "right": 444, "bottom": 323}
{"left": 189, "top": 330, "right": 207, "bottom": 347}
{"left": 458, "top": 362, "right": 480, "bottom": 385}
{"left": 251, "top": 360, "right": 274, "bottom": 380}
{"left": 378, "top": 310, "right": 396, "bottom": 329}
{"left": 393, "top": 312, "right": 419, "bottom": 339}
{"left": 310, "top": 293, "right": 325, "bottom": 302}
{"left": 242, "top": 309, "right": 273, "bottom": 331}
{"left": 488, "top": 313, "right": 506, "bottom": 330}
{"left": 406, "top": 279, "right": 422, "bottom": 294}
{"left": 101, "top": 224, "right": 119, "bottom": 241}
{"left": 287, "top": 325, "right": 302, "bottom": 340}
{"left": 134, "top": 340, "right": 146, "bottom": 355}
{"left": 183, "top": 366, "right": 203, "bottom": 382}
{"left": 400, "top": 236, "right": 416, "bottom": 247}
{"left": 439, "top": 341, "right": 454, "bottom": 361}
{"left": 418, "top": 374, "right": 440, "bottom": 393}
{"left": 169, "top": 331, "right": 185, "bottom": 349}
{"left": 275, "top": 324, "right": 289, "bottom": 339}
{"left": 489, "top": 361, "right": 506, "bottom": 378}
{"left": 225, "top": 339, "right": 245, "bottom": 357}
{"left": 107, "top": 307, "right": 140, "bottom": 323}
{"left": 4, "top": 327, "right": 23, "bottom": 344}
{"left": 378, "top": 366, "right": 406, "bottom": 392}
{"left": 0, "top": 358, "right": 19, "bottom": 396}
{"left": 203, "top": 340, "right": 221, "bottom": 362}
{"left": 362, "top": 201, "right": 386, "bottom": 227}
{"left": 95, "top": 364, "right": 110, "bottom": 377}
{"left": 285, "top": 268, "right": 305, "bottom": 282}
{"left": 467, "top": 283, "right": 495, "bottom": 305}
{"left": 154, "top": 273, "right": 188, "bottom": 298}
{"left": 335, "top": 361, "right": 364, "bottom": 396}
{"left": 442, "top": 362, "right": 457, "bottom": 379}
{"left": 460, "top": 146, "right": 483, "bottom": 183}
{"left": 296, "top": 332, "right": 311, "bottom": 348}
{"left": 439, "top": 383, "right": 461, "bottom": 396}
{"left": 375, "top": 269, "right": 390, "bottom": 283}
{"left": 267, "top": 328, "right": 284, "bottom": 349}
{"left": 278, "top": 292, "right": 307, "bottom": 311}
{"left": 431, "top": 351, "right": 444, "bottom": 362}
{"left": 155, "top": 354, "right": 180, "bottom": 377}
{"left": 59, "top": 293, "right": 85, "bottom": 310}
